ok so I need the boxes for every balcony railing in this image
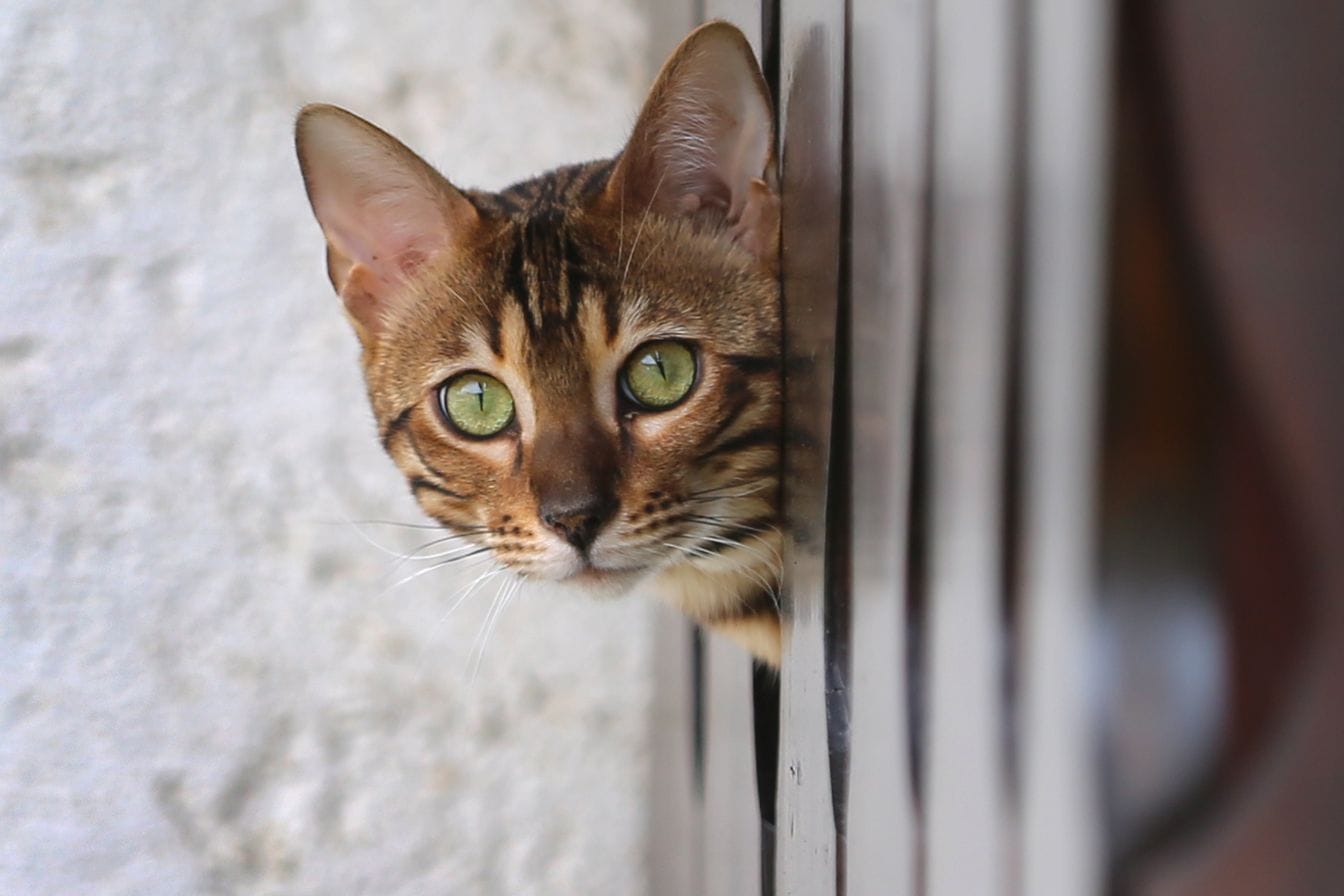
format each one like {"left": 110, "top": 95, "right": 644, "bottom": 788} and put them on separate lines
{"left": 646, "top": 1, "right": 1344, "bottom": 894}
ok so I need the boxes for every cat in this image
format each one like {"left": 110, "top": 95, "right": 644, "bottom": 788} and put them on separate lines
{"left": 294, "top": 21, "right": 783, "bottom": 665}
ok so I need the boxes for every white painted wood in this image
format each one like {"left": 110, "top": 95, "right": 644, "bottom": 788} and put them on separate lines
{"left": 776, "top": 0, "right": 846, "bottom": 893}
{"left": 923, "top": 0, "right": 1017, "bottom": 891}
{"left": 846, "top": 0, "right": 930, "bottom": 893}
{"left": 702, "top": 636, "right": 765, "bottom": 896}
{"left": 643, "top": 0, "right": 700, "bottom": 79}
{"left": 1017, "top": 0, "right": 1111, "bottom": 892}
{"left": 648, "top": 609, "right": 705, "bottom": 895}
{"left": 704, "top": 0, "right": 760, "bottom": 51}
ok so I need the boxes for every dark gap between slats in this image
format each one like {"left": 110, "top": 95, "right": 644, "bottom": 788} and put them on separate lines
{"left": 823, "top": 0, "right": 856, "bottom": 890}
{"left": 753, "top": 662, "right": 780, "bottom": 896}
{"left": 691, "top": 627, "right": 706, "bottom": 798}
{"left": 902, "top": 8, "right": 939, "bottom": 891}
{"left": 761, "top": 0, "right": 781, "bottom": 113}
{"left": 753, "top": 5, "right": 782, "bottom": 894}
{"left": 999, "top": 0, "right": 1031, "bottom": 879}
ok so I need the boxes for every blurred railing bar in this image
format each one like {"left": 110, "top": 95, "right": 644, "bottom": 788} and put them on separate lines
{"left": 1015, "top": 0, "right": 1111, "bottom": 893}
{"left": 844, "top": 0, "right": 929, "bottom": 893}
{"left": 648, "top": 604, "right": 706, "bottom": 896}
{"left": 702, "top": 633, "right": 765, "bottom": 896}
{"left": 922, "top": 0, "right": 1018, "bottom": 891}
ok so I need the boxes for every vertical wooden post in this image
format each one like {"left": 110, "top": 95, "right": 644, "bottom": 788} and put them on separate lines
{"left": 776, "top": 0, "right": 846, "bottom": 893}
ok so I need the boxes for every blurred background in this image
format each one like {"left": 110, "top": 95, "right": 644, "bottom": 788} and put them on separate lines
{"left": 6, "top": 0, "right": 1343, "bottom": 894}
{"left": 0, "top": 2, "right": 662, "bottom": 893}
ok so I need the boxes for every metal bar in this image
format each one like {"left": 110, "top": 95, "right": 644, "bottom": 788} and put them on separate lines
{"left": 1016, "top": 0, "right": 1111, "bottom": 893}
{"left": 776, "top": 0, "right": 846, "bottom": 892}
{"left": 845, "top": 0, "right": 930, "bottom": 893}
{"left": 922, "top": 0, "right": 1018, "bottom": 891}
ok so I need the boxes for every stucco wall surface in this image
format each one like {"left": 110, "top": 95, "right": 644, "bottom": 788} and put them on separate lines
{"left": 0, "top": 2, "right": 655, "bottom": 893}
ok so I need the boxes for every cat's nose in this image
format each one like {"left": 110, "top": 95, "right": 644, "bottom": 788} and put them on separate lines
{"left": 540, "top": 494, "right": 616, "bottom": 553}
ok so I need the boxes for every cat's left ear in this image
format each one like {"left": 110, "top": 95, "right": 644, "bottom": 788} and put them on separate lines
{"left": 604, "top": 21, "right": 779, "bottom": 270}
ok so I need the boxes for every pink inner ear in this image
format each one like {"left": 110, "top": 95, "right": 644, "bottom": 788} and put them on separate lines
{"left": 394, "top": 248, "right": 428, "bottom": 277}
{"left": 729, "top": 177, "right": 780, "bottom": 270}
{"left": 646, "top": 73, "right": 775, "bottom": 263}
{"left": 312, "top": 183, "right": 460, "bottom": 340}
{"left": 319, "top": 188, "right": 450, "bottom": 290}
{"left": 617, "top": 29, "right": 775, "bottom": 242}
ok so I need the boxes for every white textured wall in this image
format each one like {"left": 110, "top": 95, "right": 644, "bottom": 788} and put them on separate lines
{"left": 0, "top": 2, "right": 655, "bottom": 893}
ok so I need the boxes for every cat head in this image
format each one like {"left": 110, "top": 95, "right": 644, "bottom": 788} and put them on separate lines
{"left": 295, "top": 22, "right": 780, "bottom": 600}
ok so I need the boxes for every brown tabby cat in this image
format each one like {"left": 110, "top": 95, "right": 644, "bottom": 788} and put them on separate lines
{"left": 294, "top": 22, "right": 783, "bottom": 664}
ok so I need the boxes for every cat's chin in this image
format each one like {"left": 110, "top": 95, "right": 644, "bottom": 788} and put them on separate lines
{"left": 549, "top": 565, "right": 646, "bottom": 599}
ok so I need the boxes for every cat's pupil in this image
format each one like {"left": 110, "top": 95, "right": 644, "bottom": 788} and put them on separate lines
{"left": 642, "top": 352, "right": 667, "bottom": 380}
{"left": 464, "top": 380, "right": 486, "bottom": 409}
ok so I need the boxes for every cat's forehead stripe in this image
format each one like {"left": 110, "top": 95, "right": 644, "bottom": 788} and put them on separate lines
{"left": 497, "top": 216, "right": 600, "bottom": 345}
{"left": 470, "top": 158, "right": 693, "bottom": 351}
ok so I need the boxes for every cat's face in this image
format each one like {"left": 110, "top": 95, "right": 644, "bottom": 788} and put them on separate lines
{"left": 366, "top": 181, "right": 779, "bottom": 592}
{"left": 296, "top": 23, "right": 782, "bottom": 640}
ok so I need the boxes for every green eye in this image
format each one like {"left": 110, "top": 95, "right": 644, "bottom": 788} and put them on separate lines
{"left": 439, "top": 371, "right": 515, "bottom": 438}
{"left": 620, "top": 340, "right": 697, "bottom": 410}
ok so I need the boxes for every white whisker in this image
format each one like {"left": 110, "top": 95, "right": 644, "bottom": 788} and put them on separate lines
{"left": 374, "top": 548, "right": 493, "bottom": 600}
{"left": 387, "top": 531, "right": 488, "bottom": 575}
{"left": 621, "top": 167, "right": 669, "bottom": 291}
{"left": 617, "top": 174, "right": 626, "bottom": 269}
{"left": 332, "top": 519, "right": 483, "bottom": 532}
{"left": 432, "top": 565, "right": 509, "bottom": 635}
{"left": 469, "top": 576, "right": 522, "bottom": 680}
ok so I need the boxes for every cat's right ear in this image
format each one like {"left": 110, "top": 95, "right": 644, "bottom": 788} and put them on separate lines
{"left": 294, "top": 104, "right": 478, "bottom": 345}
{"left": 603, "top": 21, "right": 778, "bottom": 270}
